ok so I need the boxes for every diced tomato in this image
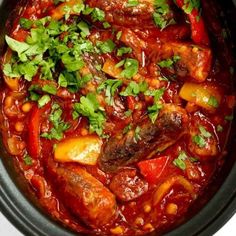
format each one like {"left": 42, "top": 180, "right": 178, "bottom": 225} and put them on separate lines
{"left": 138, "top": 156, "right": 170, "bottom": 184}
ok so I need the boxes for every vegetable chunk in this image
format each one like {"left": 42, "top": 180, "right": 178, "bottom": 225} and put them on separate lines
{"left": 161, "top": 42, "right": 212, "bottom": 82}
{"left": 179, "top": 82, "right": 221, "bottom": 112}
{"left": 54, "top": 136, "right": 103, "bottom": 165}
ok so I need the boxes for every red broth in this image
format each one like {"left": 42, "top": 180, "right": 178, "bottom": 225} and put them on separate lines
{"left": 0, "top": 0, "right": 234, "bottom": 235}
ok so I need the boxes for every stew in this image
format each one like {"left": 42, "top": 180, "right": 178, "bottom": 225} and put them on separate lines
{"left": 0, "top": 0, "right": 234, "bottom": 235}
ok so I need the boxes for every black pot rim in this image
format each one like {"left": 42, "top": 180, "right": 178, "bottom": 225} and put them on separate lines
{"left": 0, "top": 0, "right": 236, "bottom": 235}
{"left": 1, "top": 156, "right": 236, "bottom": 236}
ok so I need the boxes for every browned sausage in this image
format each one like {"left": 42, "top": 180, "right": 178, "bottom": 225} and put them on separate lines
{"left": 86, "top": 0, "right": 155, "bottom": 27}
{"left": 99, "top": 104, "right": 189, "bottom": 172}
{"left": 46, "top": 161, "right": 117, "bottom": 228}
{"left": 110, "top": 169, "right": 148, "bottom": 202}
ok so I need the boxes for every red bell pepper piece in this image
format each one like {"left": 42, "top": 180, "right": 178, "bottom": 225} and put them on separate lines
{"left": 175, "top": 0, "right": 209, "bottom": 46}
{"left": 127, "top": 96, "right": 136, "bottom": 110}
{"left": 138, "top": 156, "right": 170, "bottom": 184}
{"left": 27, "top": 104, "right": 50, "bottom": 159}
{"left": 27, "top": 105, "right": 42, "bottom": 159}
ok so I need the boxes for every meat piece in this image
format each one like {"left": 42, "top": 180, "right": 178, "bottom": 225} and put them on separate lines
{"left": 46, "top": 161, "right": 117, "bottom": 228}
{"left": 188, "top": 118, "right": 219, "bottom": 159}
{"left": 160, "top": 42, "right": 212, "bottom": 82}
{"left": 110, "top": 169, "right": 148, "bottom": 201}
{"left": 99, "top": 104, "right": 189, "bottom": 172}
{"left": 119, "top": 29, "right": 212, "bottom": 81}
{"left": 86, "top": 0, "right": 156, "bottom": 27}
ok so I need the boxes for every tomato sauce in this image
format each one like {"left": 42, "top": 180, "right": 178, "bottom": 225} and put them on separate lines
{"left": 0, "top": 0, "right": 234, "bottom": 235}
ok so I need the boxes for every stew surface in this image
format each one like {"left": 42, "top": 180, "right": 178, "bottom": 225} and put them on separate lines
{"left": 0, "top": 0, "right": 235, "bottom": 235}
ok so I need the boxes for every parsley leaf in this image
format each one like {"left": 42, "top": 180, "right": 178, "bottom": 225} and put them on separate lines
{"left": 126, "top": 0, "right": 139, "bottom": 7}
{"left": 192, "top": 135, "right": 206, "bottom": 148}
{"left": 147, "top": 103, "right": 163, "bottom": 123}
{"left": 182, "top": 0, "right": 201, "bottom": 14}
{"left": 97, "top": 39, "right": 116, "bottom": 54}
{"left": 216, "top": 125, "right": 223, "bottom": 132}
{"left": 74, "top": 93, "right": 106, "bottom": 136}
{"left": 20, "top": 18, "right": 33, "bottom": 30}
{"left": 120, "top": 81, "right": 147, "bottom": 96}
{"left": 192, "top": 125, "right": 212, "bottom": 148}
{"left": 41, "top": 103, "right": 70, "bottom": 140}
{"left": 158, "top": 55, "right": 181, "bottom": 68}
{"left": 207, "top": 96, "right": 219, "bottom": 108}
{"left": 23, "top": 155, "right": 33, "bottom": 165}
{"left": 120, "top": 58, "right": 139, "bottom": 79}
{"left": 97, "top": 79, "right": 123, "bottom": 105}
{"left": 134, "top": 126, "right": 141, "bottom": 142}
{"left": 38, "top": 95, "right": 51, "bottom": 108}
{"left": 153, "top": 0, "right": 175, "bottom": 30}
{"left": 42, "top": 84, "right": 57, "bottom": 95}
{"left": 199, "top": 126, "right": 212, "bottom": 138}
{"left": 117, "top": 47, "right": 132, "bottom": 57}
{"left": 91, "top": 8, "right": 105, "bottom": 22}
{"left": 144, "top": 88, "right": 165, "bottom": 102}
{"left": 173, "top": 151, "right": 187, "bottom": 170}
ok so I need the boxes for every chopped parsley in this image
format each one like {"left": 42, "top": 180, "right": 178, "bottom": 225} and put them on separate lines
{"left": 41, "top": 103, "right": 70, "bottom": 140}
{"left": 23, "top": 155, "right": 33, "bottom": 165}
{"left": 73, "top": 93, "right": 106, "bottom": 136}
{"left": 116, "top": 31, "right": 122, "bottom": 40}
{"left": 103, "top": 22, "right": 111, "bottom": 29}
{"left": 97, "top": 39, "right": 116, "bottom": 54}
{"left": 120, "top": 81, "right": 148, "bottom": 97}
{"left": 97, "top": 79, "right": 123, "bottom": 105}
{"left": 182, "top": 0, "right": 201, "bottom": 14}
{"left": 20, "top": 18, "right": 33, "bottom": 30}
{"left": 216, "top": 125, "right": 223, "bottom": 132}
{"left": 38, "top": 95, "right": 51, "bottom": 108}
{"left": 144, "top": 88, "right": 165, "bottom": 102}
{"left": 124, "top": 109, "right": 132, "bottom": 117}
{"left": 119, "top": 58, "right": 139, "bottom": 79}
{"left": 77, "top": 21, "right": 90, "bottom": 36}
{"left": 117, "top": 47, "right": 132, "bottom": 57}
{"left": 126, "top": 0, "right": 139, "bottom": 7}
{"left": 192, "top": 126, "right": 212, "bottom": 148}
{"left": 147, "top": 103, "right": 163, "bottom": 123}
{"left": 199, "top": 125, "right": 212, "bottom": 138}
{"left": 134, "top": 126, "right": 141, "bottom": 142}
{"left": 173, "top": 151, "right": 187, "bottom": 170}
{"left": 225, "top": 114, "right": 234, "bottom": 121}
{"left": 91, "top": 8, "right": 105, "bottom": 22}
{"left": 192, "top": 135, "right": 206, "bottom": 148}
{"left": 123, "top": 123, "right": 132, "bottom": 134}
{"left": 207, "top": 96, "right": 219, "bottom": 108}
{"left": 145, "top": 88, "right": 165, "bottom": 123}
{"left": 153, "top": 0, "right": 175, "bottom": 30}
{"left": 42, "top": 84, "right": 57, "bottom": 95}
{"left": 158, "top": 55, "right": 181, "bottom": 68}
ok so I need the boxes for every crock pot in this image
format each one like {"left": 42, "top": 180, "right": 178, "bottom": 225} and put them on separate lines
{"left": 0, "top": 0, "right": 235, "bottom": 235}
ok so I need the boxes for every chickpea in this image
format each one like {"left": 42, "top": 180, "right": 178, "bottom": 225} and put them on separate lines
{"left": 15, "top": 121, "right": 24, "bottom": 132}
{"left": 143, "top": 223, "right": 154, "bottom": 232}
{"left": 135, "top": 217, "right": 144, "bottom": 226}
{"left": 110, "top": 226, "right": 124, "bottom": 235}
{"left": 22, "top": 102, "right": 32, "bottom": 113}
{"left": 143, "top": 204, "right": 151, "bottom": 213}
{"left": 166, "top": 203, "right": 178, "bottom": 215}
{"left": 81, "top": 128, "right": 89, "bottom": 136}
{"left": 150, "top": 79, "right": 160, "bottom": 89}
